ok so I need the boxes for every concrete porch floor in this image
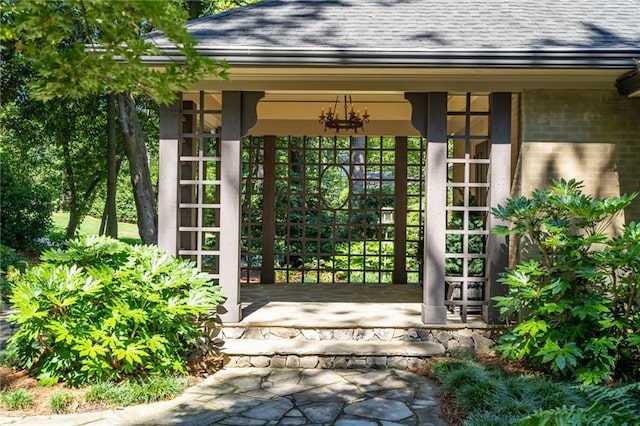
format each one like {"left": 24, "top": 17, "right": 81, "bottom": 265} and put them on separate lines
{"left": 233, "top": 283, "right": 487, "bottom": 329}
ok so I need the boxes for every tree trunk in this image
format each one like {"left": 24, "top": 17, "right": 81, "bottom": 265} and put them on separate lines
{"left": 62, "top": 137, "right": 79, "bottom": 239}
{"left": 117, "top": 92, "right": 158, "bottom": 244}
{"left": 104, "top": 92, "right": 119, "bottom": 238}
{"left": 188, "top": 0, "right": 204, "bottom": 20}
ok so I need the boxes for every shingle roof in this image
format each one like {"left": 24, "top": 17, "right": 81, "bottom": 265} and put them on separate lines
{"left": 147, "top": 0, "right": 640, "bottom": 68}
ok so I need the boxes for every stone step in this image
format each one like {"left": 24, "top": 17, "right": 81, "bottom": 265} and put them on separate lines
{"left": 220, "top": 325, "right": 496, "bottom": 348}
{"left": 222, "top": 339, "right": 444, "bottom": 357}
{"left": 221, "top": 326, "right": 438, "bottom": 342}
{"left": 220, "top": 338, "right": 444, "bottom": 369}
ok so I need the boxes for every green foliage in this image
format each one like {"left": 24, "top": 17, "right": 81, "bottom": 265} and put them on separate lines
{"left": 49, "top": 391, "right": 74, "bottom": 414}
{"left": 0, "top": 245, "right": 28, "bottom": 272}
{"left": 430, "top": 359, "right": 639, "bottom": 425}
{"left": 201, "top": 0, "right": 260, "bottom": 15}
{"left": 6, "top": 236, "right": 223, "bottom": 386}
{"left": 432, "top": 359, "right": 586, "bottom": 424}
{"left": 0, "top": 389, "right": 35, "bottom": 410}
{"left": 0, "top": 153, "right": 54, "bottom": 251}
{"left": 1, "top": 35, "right": 113, "bottom": 238}
{"left": 1, "top": 0, "right": 225, "bottom": 103}
{"left": 0, "top": 245, "right": 28, "bottom": 307}
{"left": 492, "top": 179, "right": 639, "bottom": 383}
{"left": 520, "top": 383, "right": 640, "bottom": 426}
{"left": 0, "top": 346, "right": 20, "bottom": 368}
{"left": 84, "top": 375, "right": 187, "bottom": 406}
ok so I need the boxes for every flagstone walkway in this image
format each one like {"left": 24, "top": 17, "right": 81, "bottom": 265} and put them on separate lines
{"left": 0, "top": 368, "right": 446, "bottom": 426}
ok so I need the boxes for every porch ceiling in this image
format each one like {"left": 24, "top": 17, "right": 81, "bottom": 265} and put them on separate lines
{"left": 251, "top": 92, "right": 417, "bottom": 136}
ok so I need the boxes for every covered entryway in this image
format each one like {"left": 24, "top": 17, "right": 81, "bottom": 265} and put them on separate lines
{"left": 158, "top": 90, "right": 516, "bottom": 325}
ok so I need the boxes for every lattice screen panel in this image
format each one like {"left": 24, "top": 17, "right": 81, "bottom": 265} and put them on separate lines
{"left": 241, "top": 136, "right": 424, "bottom": 284}
{"left": 445, "top": 93, "right": 490, "bottom": 321}
{"left": 178, "top": 92, "right": 222, "bottom": 284}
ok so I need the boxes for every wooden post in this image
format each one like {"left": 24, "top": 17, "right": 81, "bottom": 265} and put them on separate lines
{"left": 393, "top": 136, "right": 408, "bottom": 284}
{"left": 261, "top": 135, "right": 276, "bottom": 283}
{"left": 423, "top": 92, "right": 448, "bottom": 324}
{"left": 484, "top": 92, "right": 512, "bottom": 323}
{"left": 158, "top": 97, "right": 181, "bottom": 255}
{"left": 220, "top": 91, "right": 243, "bottom": 322}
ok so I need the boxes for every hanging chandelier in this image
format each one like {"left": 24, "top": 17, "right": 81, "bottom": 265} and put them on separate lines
{"left": 319, "top": 95, "right": 370, "bottom": 133}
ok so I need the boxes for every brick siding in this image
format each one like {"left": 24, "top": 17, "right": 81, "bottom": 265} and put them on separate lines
{"left": 518, "top": 89, "right": 640, "bottom": 223}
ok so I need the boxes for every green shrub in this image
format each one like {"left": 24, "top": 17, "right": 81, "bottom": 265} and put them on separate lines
{"left": 492, "top": 179, "right": 639, "bottom": 384}
{"left": 49, "top": 391, "right": 73, "bottom": 413}
{"left": 0, "top": 153, "right": 54, "bottom": 252}
{"left": 6, "top": 235, "right": 223, "bottom": 386}
{"left": 0, "top": 389, "right": 35, "bottom": 410}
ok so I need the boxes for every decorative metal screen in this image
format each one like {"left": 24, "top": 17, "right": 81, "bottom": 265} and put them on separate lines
{"left": 241, "top": 136, "right": 426, "bottom": 284}
{"left": 179, "top": 92, "right": 222, "bottom": 284}
{"left": 445, "top": 93, "right": 490, "bottom": 321}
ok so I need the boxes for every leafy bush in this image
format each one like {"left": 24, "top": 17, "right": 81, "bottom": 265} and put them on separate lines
{"left": 0, "top": 153, "right": 54, "bottom": 251}
{"left": 6, "top": 236, "right": 223, "bottom": 386}
{"left": 492, "top": 179, "right": 639, "bottom": 383}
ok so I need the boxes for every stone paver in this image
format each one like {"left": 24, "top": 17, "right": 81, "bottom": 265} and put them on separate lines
{"left": 0, "top": 368, "right": 446, "bottom": 426}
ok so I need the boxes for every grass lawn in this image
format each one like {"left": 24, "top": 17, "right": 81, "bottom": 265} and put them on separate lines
{"left": 51, "top": 212, "right": 141, "bottom": 244}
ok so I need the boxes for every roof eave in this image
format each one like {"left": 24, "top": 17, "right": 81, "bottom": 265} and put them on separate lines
{"left": 142, "top": 47, "right": 640, "bottom": 69}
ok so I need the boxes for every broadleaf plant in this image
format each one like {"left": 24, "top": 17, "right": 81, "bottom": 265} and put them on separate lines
{"left": 492, "top": 179, "right": 639, "bottom": 384}
{"left": 7, "top": 236, "right": 223, "bottom": 386}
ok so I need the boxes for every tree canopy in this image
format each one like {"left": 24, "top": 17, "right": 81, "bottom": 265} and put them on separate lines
{"left": 1, "top": 0, "right": 226, "bottom": 103}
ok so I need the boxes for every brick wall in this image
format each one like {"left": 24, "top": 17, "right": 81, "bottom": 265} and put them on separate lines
{"left": 518, "top": 89, "right": 640, "bottom": 223}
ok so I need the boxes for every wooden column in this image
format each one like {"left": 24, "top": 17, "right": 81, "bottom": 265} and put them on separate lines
{"left": 220, "top": 91, "right": 243, "bottom": 322}
{"left": 261, "top": 135, "right": 276, "bottom": 284}
{"left": 393, "top": 136, "right": 408, "bottom": 284}
{"left": 219, "top": 91, "right": 264, "bottom": 322}
{"left": 484, "top": 92, "right": 512, "bottom": 323}
{"left": 157, "top": 97, "right": 181, "bottom": 255}
{"left": 423, "top": 92, "right": 448, "bottom": 324}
